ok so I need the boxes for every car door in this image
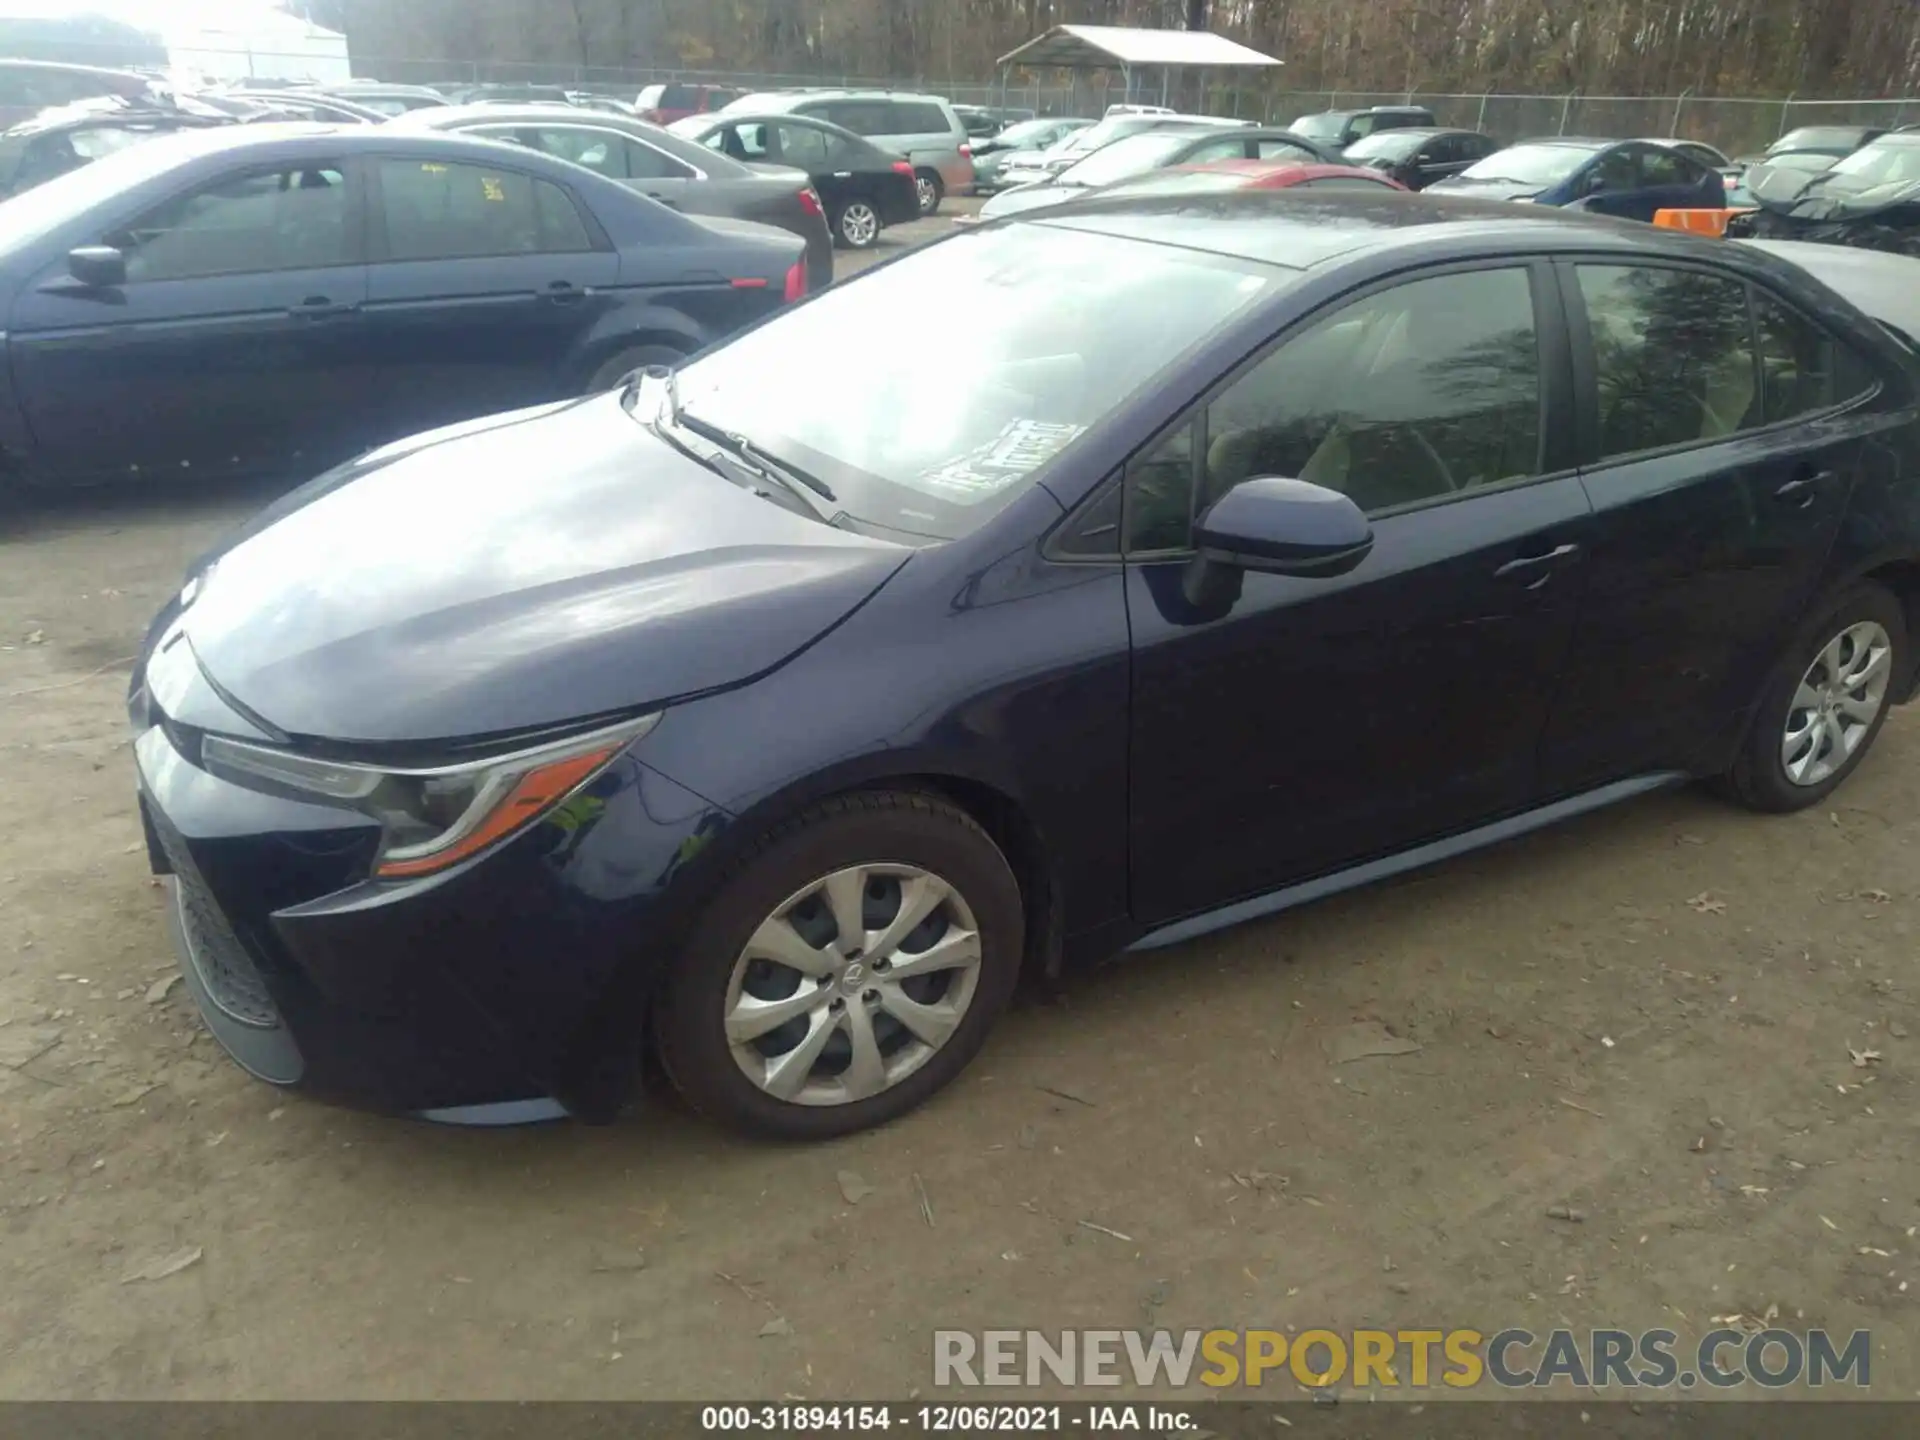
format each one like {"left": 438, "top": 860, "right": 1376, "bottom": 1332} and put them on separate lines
{"left": 1123, "top": 263, "right": 1592, "bottom": 925}
{"left": 359, "top": 155, "right": 620, "bottom": 440}
{"left": 1572, "top": 146, "right": 1641, "bottom": 216}
{"left": 1537, "top": 261, "right": 1867, "bottom": 794}
{"left": 1416, "top": 135, "right": 1478, "bottom": 188}
{"left": 7, "top": 157, "right": 373, "bottom": 485}
{"left": 1632, "top": 145, "right": 1701, "bottom": 219}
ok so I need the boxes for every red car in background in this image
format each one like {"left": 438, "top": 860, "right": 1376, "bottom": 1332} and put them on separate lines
{"left": 636, "top": 82, "right": 744, "bottom": 126}
{"left": 1098, "top": 157, "right": 1410, "bottom": 198}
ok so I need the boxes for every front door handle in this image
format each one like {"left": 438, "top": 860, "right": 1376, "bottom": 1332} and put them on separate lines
{"left": 1494, "top": 542, "right": 1581, "bottom": 588}
{"left": 642, "top": 191, "right": 680, "bottom": 209}
{"left": 545, "top": 281, "right": 588, "bottom": 306}
{"left": 1774, "top": 470, "right": 1838, "bottom": 508}
{"left": 289, "top": 296, "right": 356, "bottom": 320}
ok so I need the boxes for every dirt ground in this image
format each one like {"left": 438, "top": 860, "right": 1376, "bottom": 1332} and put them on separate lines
{"left": 4, "top": 196, "right": 1919, "bottom": 1404}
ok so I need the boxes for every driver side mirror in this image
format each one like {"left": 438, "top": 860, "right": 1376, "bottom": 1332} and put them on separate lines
{"left": 67, "top": 245, "right": 127, "bottom": 288}
{"left": 1193, "top": 477, "right": 1375, "bottom": 577}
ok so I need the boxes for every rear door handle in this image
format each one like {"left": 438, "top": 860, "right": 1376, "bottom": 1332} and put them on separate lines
{"left": 289, "top": 296, "right": 356, "bottom": 320}
{"left": 1495, "top": 543, "right": 1581, "bottom": 587}
{"left": 545, "top": 281, "right": 588, "bottom": 305}
{"left": 1774, "top": 470, "right": 1838, "bottom": 507}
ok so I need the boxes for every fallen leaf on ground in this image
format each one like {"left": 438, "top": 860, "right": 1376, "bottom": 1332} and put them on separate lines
{"left": 111, "top": 1083, "right": 156, "bottom": 1107}
{"left": 836, "top": 1170, "right": 874, "bottom": 1205}
{"left": 144, "top": 974, "right": 181, "bottom": 1005}
{"left": 1687, "top": 892, "right": 1727, "bottom": 915}
{"left": 24, "top": 630, "right": 44, "bottom": 645}
{"left": 758, "top": 1316, "right": 793, "bottom": 1338}
{"left": 1859, "top": 889, "right": 1892, "bottom": 903}
{"left": 1325, "top": 1020, "right": 1422, "bottom": 1064}
{"left": 121, "top": 1246, "right": 202, "bottom": 1283}
{"left": 1850, "top": 1046, "right": 1883, "bottom": 1068}
{"left": 590, "top": 1247, "right": 647, "bottom": 1273}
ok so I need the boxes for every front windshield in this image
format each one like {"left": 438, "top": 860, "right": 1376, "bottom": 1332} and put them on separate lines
{"left": 665, "top": 225, "right": 1278, "bottom": 542}
{"left": 1458, "top": 143, "right": 1593, "bottom": 185}
{"left": 994, "top": 118, "right": 1065, "bottom": 148}
{"left": 1057, "top": 131, "right": 1198, "bottom": 187}
{"left": 0, "top": 128, "right": 201, "bottom": 252}
{"left": 1288, "top": 114, "right": 1347, "bottom": 144}
{"left": 1344, "top": 130, "right": 1426, "bottom": 162}
{"left": 1827, "top": 142, "right": 1920, "bottom": 188}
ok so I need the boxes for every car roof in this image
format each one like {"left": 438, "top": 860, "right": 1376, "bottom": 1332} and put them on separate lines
{"left": 1017, "top": 189, "right": 1740, "bottom": 272}
{"left": 1183, "top": 159, "right": 1401, "bottom": 184}
{"left": 1515, "top": 136, "right": 1614, "bottom": 150}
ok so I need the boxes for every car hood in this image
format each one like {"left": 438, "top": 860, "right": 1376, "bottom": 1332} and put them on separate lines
{"left": 1749, "top": 163, "right": 1920, "bottom": 221}
{"left": 177, "top": 394, "right": 910, "bottom": 747}
{"left": 1426, "top": 176, "right": 1545, "bottom": 202}
{"left": 979, "top": 181, "right": 1090, "bottom": 218}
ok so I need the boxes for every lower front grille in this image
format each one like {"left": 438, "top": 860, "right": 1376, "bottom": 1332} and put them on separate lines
{"left": 151, "top": 821, "right": 281, "bottom": 1029}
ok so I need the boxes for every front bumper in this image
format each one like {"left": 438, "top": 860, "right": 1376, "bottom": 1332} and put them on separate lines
{"left": 133, "top": 709, "right": 729, "bottom": 1123}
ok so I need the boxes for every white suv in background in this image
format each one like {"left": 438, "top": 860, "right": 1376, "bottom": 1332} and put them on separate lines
{"left": 722, "top": 89, "right": 973, "bottom": 214}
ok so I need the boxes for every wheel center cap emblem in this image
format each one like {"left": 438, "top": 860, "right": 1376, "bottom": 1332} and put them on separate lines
{"left": 841, "top": 962, "right": 866, "bottom": 990}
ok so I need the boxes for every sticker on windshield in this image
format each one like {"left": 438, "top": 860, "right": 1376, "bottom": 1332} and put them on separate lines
{"left": 916, "top": 418, "right": 1086, "bottom": 502}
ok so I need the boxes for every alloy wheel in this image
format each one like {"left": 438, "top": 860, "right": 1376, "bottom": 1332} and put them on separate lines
{"left": 1781, "top": 620, "right": 1892, "bottom": 787}
{"left": 724, "top": 863, "right": 983, "bottom": 1107}
{"left": 914, "top": 174, "right": 937, "bottom": 213}
{"left": 840, "top": 202, "right": 878, "bottom": 246}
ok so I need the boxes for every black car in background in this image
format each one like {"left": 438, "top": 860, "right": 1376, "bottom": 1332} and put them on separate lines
{"left": 1765, "top": 125, "right": 1886, "bottom": 162}
{"left": 0, "top": 58, "right": 154, "bottom": 127}
{"left": 0, "top": 98, "right": 226, "bottom": 198}
{"left": 0, "top": 125, "right": 803, "bottom": 495}
{"left": 672, "top": 111, "right": 919, "bottom": 250}
{"left": 1342, "top": 127, "right": 1499, "bottom": 189}
{"left": 396, "top": 104, "right": 834, "bottom": 288}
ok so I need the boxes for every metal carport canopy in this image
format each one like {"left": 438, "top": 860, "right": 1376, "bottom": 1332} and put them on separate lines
{"left": 995, "top": 24, "right": 1284, "bottom": 71}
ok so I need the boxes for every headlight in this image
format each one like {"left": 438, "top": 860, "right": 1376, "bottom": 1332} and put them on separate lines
{"left": 202, "top": 714, "right": 659, "bottom": 879}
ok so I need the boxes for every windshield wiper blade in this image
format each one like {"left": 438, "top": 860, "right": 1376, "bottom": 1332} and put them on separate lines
{"left": 677, "top": 411, "right": 837, "bottom": 506}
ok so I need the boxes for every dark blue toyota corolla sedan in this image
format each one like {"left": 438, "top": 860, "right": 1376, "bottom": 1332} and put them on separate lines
{"left": 0, "top": 124, "right": 802, "bottom": 496}
{"left": 133, "top": 191, "right": 1920, "bottom": 1138}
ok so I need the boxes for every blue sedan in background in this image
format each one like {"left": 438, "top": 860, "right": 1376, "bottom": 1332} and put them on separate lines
{"left": 0, "top": 124, "right": 804, "bottom": 496}
{"left": 1430, "top": 137, "right": 1726, "bottom": 219}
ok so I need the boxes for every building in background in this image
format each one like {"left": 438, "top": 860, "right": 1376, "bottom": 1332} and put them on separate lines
{"left": 0, "top": 0, "right": 349, "bottom": 82}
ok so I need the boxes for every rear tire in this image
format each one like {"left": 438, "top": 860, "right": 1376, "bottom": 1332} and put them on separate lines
{"left": 1719, "top": 581, "right": 1905, "bottom": 812}
{"left": 914, "top": 168, "right": 943, "bottom": 216}
{"left": 833, "top": 199, "right": 881, "bottom": 249}
{"left": 585, "top": 343, "right": 684, "bottom": 395}
{"left": 654, "top": 790, "right": 1023, "bottom": 1140}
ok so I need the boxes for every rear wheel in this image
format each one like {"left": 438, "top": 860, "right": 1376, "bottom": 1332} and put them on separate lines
{"left": 1719, "top": 582, "right": 1905, "bottom": 812}
{"left": 585, "top": 343, "right": 684, "bottom": 395}
{"left": 833, "top": 199, "right": 881, "bottom": 249}
{"left": 913, "top": 168, "right": 943, "bottom": 216}
{"left": 654, "top": 790, "right": 1023, "bottom": 1140}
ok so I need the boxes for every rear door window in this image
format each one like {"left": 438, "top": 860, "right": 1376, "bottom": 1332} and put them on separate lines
{"left": 378, "top": 159, "right": 593, "bottom": 261}
{"left": 816, "top": 100, "right": 890, "bottom": 136}
{"left": 774, "top": 123, "right": 831, "bottom": 169}
{"left": 888, "top": 101, "right": 950, "bottom": 135}
{"left": 1754, "top": 291, "right": 1877, "bottom": 422}
{"left": 1636, "top": 146, "right": 1686, "bottom": 186}
{"left": 1576, "top": 265, "right": 1757, "bottom": 457}
{"left": 1258, "top": 139, "right": 1320, "bottom": 163}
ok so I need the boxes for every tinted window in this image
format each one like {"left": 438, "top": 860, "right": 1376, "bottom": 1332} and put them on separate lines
{"left": 1257, "top": 139, "right": 1319, "bottom": 162}
{"left": 116, "top": 164, "right": 350, "bottom": 281}
{"left": 623, "top": 137, "right": 695, "bottom": 180}
{"left": 1638, "top": 146, "right": 1687, "bottom": 185}
{"left": 1577, "top": 265, "right": 1756, "bottom": 457}
{"left": 817, "top": 100, "right": 889, "bottom": 136}
{"left": 1344, "top": 130, "right": 1426, "bottom": 163}
{"left": 1754, "top": 291, "right": 1876, "bottom": 422}
{"left": 775, "top": 123, "right": 831, "bottom": 169}
{"left": 1591, "top": 148, "right": 1637, "bottom": 190}
{"left": 1185, "top": 136, "right": 1249, "bottom": 164}
{"left": 1126, "top": 422, "right": 1198, "bottom": 553}
{"left": 1054, "top": 477, "right": 1125, "bottom": 558}
{"left": 1198, "top": 268, "right": 1541, "bottom": 520}
{"left": 888, "top": 101, "right": 950, "bottom": 135}
{"left": 379, "top": 159, "right": 592, "bottom": 261}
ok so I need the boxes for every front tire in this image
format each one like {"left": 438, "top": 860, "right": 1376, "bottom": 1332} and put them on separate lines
{"left": 654, "top": 790, "right": 1023, "bottom": 1140}
{"left": 1720, "top": 581, "right": 1905, "bottom": 812}
{"left": 585, "top": 342, "right": 684, "bottom": 395}
{"left": 914, "top": 168, "right": 943, "bottom": 216}
{"left": 833, "top": 198, "right": 881, "bottom": 249}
